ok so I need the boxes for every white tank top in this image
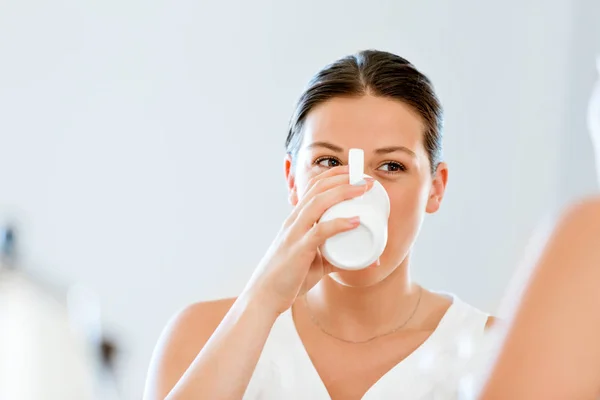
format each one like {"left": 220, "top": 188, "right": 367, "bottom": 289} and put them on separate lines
{"left": 243, "top": 294, "right": 490, "bottom": 399}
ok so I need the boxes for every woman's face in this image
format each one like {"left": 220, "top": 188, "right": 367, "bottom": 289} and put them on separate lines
{"left": 285, "top": 94, "right": 448, "bottom": 287}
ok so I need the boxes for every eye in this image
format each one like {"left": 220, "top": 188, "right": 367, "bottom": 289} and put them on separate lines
{"left": 377, "top": 161, "right": 407, "bottom": 174}
{"left": 314, "top": 156, "right": 343, "bottom": 168}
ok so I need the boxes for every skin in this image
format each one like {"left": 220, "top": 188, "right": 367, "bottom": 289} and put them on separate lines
{"left": 144, "top": 94, "right": 495, "bottom": 400}
{"left": 477, "top": 61, "right": 600, "bottom": 399}
{"left": 477, "top": 198, "right": 600, "bottom": 400}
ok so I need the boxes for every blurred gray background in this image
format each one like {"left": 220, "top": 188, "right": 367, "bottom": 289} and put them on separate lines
{"left": 1, "top": 0, "right": 599, "bottom": 398}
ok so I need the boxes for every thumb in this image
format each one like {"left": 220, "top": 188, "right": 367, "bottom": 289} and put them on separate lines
{"left": 302, "top": 250, "right": 328, "bottom": 295}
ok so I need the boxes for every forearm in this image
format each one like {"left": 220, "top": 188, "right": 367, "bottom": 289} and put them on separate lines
{"left": 166, "top": 293, "right": 279, "bottom": 400}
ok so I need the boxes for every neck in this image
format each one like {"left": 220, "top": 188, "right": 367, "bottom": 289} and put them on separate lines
{"left": 305, "top": 256, "right": 420, "bottom": 339}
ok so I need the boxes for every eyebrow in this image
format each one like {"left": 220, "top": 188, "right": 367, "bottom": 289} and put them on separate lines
{"left": 306, "top": 142, "right": 416, "bottom": 157}
{"left": 374, "top": 146, "right": 416, "bottom": 157}
{"left": 305, "top": 141, "right": 344, "bottom": 152}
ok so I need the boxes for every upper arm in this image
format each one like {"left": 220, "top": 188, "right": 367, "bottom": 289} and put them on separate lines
{"left": 143, "top": 298, "right": 236, "bottom": 400}
{"left": 479, "top": 198, "right": 600, "bottom": 399}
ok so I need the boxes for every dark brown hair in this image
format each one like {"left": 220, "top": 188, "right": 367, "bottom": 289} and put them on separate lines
{"left": 285, "top": 49, "right": 444, "bottom": 173}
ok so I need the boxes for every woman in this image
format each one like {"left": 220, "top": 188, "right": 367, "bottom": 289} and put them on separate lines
{"left": 476, "top": 59, "right": 600, "bottom": 399}
{"left": 144, "top": 49, "right": 495, "bottom": 400}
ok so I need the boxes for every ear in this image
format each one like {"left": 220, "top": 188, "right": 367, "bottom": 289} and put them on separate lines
{"left": 284, "top": 154, "right": 298, "bottom": 206}
{"left": 425, "top": 162, "right": 448, "bottom": 214}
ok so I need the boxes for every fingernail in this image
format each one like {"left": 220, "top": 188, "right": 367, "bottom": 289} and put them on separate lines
{"left": 353, "top": 177, "right": 373, "bottom": 186}
{"left": 347, "top": 216, "right": 360, "bottom": 226}
{"left": 356, "top": 177, "right": 374, "bottom": 186}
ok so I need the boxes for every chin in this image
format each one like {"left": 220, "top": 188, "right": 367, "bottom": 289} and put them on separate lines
{"left": 327, "top": 263, "right": 397, "bottom": 288}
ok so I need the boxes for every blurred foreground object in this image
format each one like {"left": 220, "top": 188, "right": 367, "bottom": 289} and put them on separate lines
{"left": 0, "top": 225, "right": 102, "bottom": 399}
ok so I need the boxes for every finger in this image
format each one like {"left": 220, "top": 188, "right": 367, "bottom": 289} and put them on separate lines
{"left": 303, "top": 216, "right": 361, "bottom": 248}
{"left": 301, "top": 250, "right": 327, "bottom": 296}
{"left": 290, "top": 173, "right": 374, "bottom": 227}
{"left": 305, "top": 165, "right": 349, "bottom": 194}
{"left": 293, "top": 179, "right": 374, "bottom": 232}
{"left": 287, "top": 166, "right": 350, "bottom": 223}
{"left": 293, "top": 174, "right": 350, "bottom": 215}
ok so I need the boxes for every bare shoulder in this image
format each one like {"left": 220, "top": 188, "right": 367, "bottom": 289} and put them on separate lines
{"left": 144, "top": 297, "right": 237, "bottom": 399}
{"left": 485, "top": 316, "right": 499, "bottom": 330}
{"left": 547, "top": 197, "right": 600, "bottom": 261}
{"left": 561, "top": 196, "right": 600, "bottom": 229}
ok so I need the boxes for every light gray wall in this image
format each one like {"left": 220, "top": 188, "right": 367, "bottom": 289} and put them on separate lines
{"left": 560, "top": 0, "right": 600, "bottom": 204}
{"left": 1, "top": 0, "right": 591, "bottom": 398}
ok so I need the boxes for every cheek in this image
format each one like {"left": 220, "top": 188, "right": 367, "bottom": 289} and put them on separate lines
{"left": 386, "top": 182, "right": 430, "bottom": 236}
{"left": 293, "top": 168, "right": 315, "bottom": 199}
{"left": 389, "top": 190, "right": 422, "bottom": 222}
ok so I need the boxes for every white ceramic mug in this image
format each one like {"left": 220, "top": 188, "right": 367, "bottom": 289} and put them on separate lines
{"left": 319, "top": 149, "right": 390, "bottom": 270}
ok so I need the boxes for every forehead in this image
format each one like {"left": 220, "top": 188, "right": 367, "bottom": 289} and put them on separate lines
{"left": 300, "top": 95, "right": 425, "bottom": 151}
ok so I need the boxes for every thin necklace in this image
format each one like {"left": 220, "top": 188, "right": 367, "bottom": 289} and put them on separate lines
{"left": 304, "top": 286, "right": 423, "bottom": 344}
